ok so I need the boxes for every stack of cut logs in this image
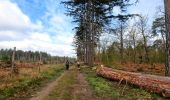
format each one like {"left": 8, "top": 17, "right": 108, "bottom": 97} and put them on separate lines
{"left": 96, "top": 66, "right": 170, "bottom": 97}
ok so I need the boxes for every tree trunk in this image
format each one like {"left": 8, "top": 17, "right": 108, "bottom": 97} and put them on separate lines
{"left": 97, "top": 66, "right": 170, "bottom": 97}
{"left": 132, "top": 33, "right": 136, "bottom": 63}
{"left": 161, "top": 29, "right": 166, "bottom": 48}
{"left": 11, "top": 47, "right": 18, "bottom": 74}
{"left": 11, "top": 47, "right": 16, "bottom": 71}
{"left": 165, "top": 0, "right": 170, "bottom": 76}
{"left": 141, "top": 26, "right": 149, "bottom": 63}
{"left": 39, "top": 52, "right": 42, "bottom": 72}
{"left": 120, "top": 22, "right": 124, "bottom": 63}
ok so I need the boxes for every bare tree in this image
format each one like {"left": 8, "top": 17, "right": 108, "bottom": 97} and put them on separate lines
{"left": 120, "top": 22, "right": 124, "bottom": 63}
{"left": 100, "top": 33, "right": 111, "bottom": 65}
{"left": 164, "top": 0, "right": 170, "bottom": 76}
{"left": 128, "top": 25, "right": 138, "bottom": 63}
{"left": 137, "top": 16, "right": 150, "bottom": 63}
{"left": 114, "top": 21, "right": 127, "bottom": 63}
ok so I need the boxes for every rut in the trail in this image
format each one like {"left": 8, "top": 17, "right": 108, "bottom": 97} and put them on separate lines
{"left": 30, "top": 72, "right": 66, "bottom": 100}
{"left": 71, "top": 71, "right": 95, "bottom": 100}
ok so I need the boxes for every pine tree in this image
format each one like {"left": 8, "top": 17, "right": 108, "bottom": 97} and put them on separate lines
{"left": 152, "top": 16, "right": 166, "bottom": 47}
{"left": 62, "top": 0, "right": 135, "bottom": 66}
{"left": 164, "top": 0, "right": 170, "bottom": 76}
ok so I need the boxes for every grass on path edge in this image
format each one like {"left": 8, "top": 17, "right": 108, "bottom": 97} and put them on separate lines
{"left": 81, "top": 67, "right": 165, "bottom": 100}
{"left": 0, "top": 65, "right": 64, "bottom": 100}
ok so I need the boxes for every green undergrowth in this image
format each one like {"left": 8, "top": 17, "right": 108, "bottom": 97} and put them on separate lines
{"left": 81, "top": 67, "right": 164, "bottom": 100}
{"left": 0, "top": 65, "right": 64, "bottom": 100}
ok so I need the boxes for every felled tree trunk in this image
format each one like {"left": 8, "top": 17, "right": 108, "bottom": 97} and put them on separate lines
{"left": 96, "top": 67, "right": 170, "bottom": 97}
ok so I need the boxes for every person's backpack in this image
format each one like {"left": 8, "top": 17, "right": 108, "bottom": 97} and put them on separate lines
{"left": 66, "top": 61, "right": 69, "bottom": 65}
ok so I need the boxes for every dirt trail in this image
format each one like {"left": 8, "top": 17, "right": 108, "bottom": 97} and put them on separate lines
{"left": 30, "top": 72, "right": 66, "bottom": 100}
{"left": 71, "top": 71, "right": 95, "bottom": 100}
{"left": 30, "top": 68, "right": 95, "bottom": 100}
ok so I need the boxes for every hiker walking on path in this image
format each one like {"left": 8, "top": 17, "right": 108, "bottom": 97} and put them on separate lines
{"left": 65, "top": 60, "right": 70, "bottom": 70}
{"left": 77, "top": 61, "right": 80, "bottom": 70}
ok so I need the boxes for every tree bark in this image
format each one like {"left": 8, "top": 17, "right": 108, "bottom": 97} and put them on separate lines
{"left": 140, "top": 17, "right": 150, "bottom": 63}
{"left": 39, "top": 52, "right": 42, "bottom": 72}
{"left": 120, "top": 22, "right": 124, "bottom": 63}
{"left": 165, "top": 0, "right": 170, "bottom": 76}
{"left": 132, "top": 32, "right": 136, "bottom": 63}
{"left": 11, "top": 47, "right": 18, "bottom": 74}
{"left": 161, "top": 28, "right": 166, "bottom": 48}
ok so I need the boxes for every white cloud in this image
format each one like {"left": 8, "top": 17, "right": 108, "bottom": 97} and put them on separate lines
{"left": 0, "top": 0, "right": 75, "bottom": 57}
{"left": 0, "top": 30, "right": 75, "bottom": 56}
{"left": 53, "top": 31, "right": 74, "bottom": 44}
{"left": 50, "top": 15, "right": 66, "bottom": 25}
{"left": 0, "top": 39, "right": 75, "bottom": 57}
{"left": 0, "top": 0, "right": 42, "bottom": 31}
{"left": 49, "top": 15, "right": 68, "bottom": 32}
{"left": 0, "top": 31, "right": 27, "bottom": 41}
{"left": 128, "top": 0, "right": 163, "bottom": 24}
{"left": 29, "top": 32, "right": 51, "bottom": 42}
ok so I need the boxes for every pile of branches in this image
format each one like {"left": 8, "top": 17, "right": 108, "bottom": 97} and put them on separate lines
{"left": 96, "top": 66, "right": 170, "bottom": 97}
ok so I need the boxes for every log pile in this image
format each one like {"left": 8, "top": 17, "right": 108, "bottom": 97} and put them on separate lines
{"left": 96, "top": 66, "right": 170, "bottom": 97}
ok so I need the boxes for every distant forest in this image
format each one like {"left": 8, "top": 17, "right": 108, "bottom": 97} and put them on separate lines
{"left": 0, "top": 48, "right": 74, "bottom": 64}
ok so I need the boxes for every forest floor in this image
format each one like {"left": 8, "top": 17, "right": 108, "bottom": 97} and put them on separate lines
{"left": 81, "top": 66, "right": 167, "bottom": 100}
{"left": 110, "top": 62, "right": 165, "bottom": 76}
{"left": 1, "top": 65, "right": 167, "bottom": 100}
{"left": 31, "top": 66, "right": 166, "bottom": 100}
{"left": 44, "top": 67, "right": 95, "bottom": 100}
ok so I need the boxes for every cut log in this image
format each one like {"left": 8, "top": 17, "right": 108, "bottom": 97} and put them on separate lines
{"left": 96, "top": 66, "right": 170, "bottom": 97}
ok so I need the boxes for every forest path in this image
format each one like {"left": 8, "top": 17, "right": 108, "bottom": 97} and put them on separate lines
{"left": 30, "top": 71, "right": 66, "bottom": 100}
{"left": 30, "top": 67, "right": 95, "bottom": 100}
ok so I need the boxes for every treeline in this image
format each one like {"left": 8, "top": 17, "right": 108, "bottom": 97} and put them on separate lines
{"left": 63, "top": 0, "right": 170, "bottom": 75}
{"left": 63, "top": 0, "right": 165, "bottom": 64}
{"left": 62, "top": 0, "right": 136, "bottom": 66}
{"left": 98, "top": 12, "right": 165, "bottom": 65}
{"left": 0, "top": 48, "right": 75, "bottom": 64}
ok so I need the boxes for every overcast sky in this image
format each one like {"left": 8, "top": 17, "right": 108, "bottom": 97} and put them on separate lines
{"left": 0, "top": 0, "right": 163, "bottom": 57}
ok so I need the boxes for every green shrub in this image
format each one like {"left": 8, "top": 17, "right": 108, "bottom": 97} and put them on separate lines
{"left": 0, "top": 55, "right": 10, "bottom": 62}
